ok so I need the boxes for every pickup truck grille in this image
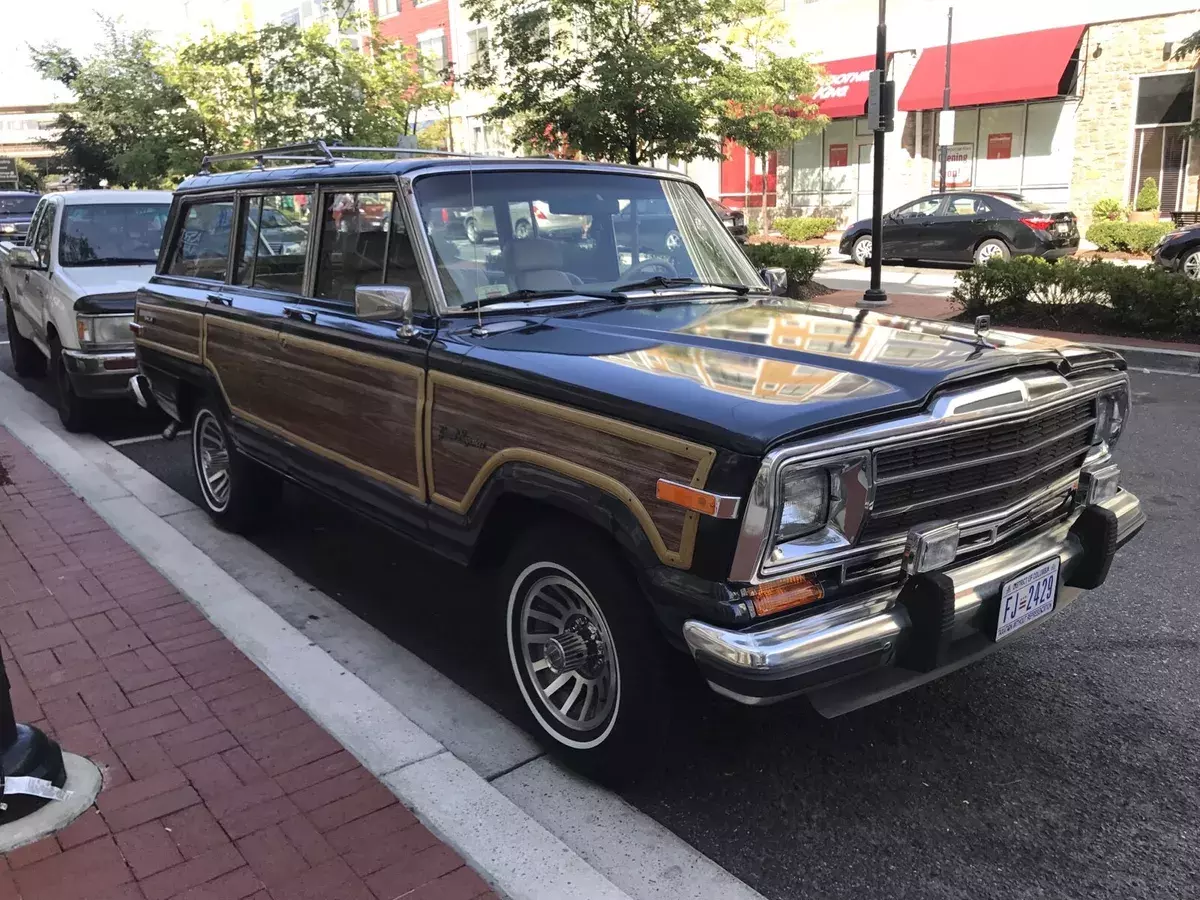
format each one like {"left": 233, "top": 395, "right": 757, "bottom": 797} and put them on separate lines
{"left": 861, "top": 398, "right": 1096, "bottom": 544}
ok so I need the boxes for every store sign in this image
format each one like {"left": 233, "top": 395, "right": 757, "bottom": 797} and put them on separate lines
{"left": 938, "top": 110, "right": 956, "bottom": 146}
{"left": 939, "top": 143, "right": 975, "bottom": 188}
{"left": 814, "top": 69, "right": 873, "bottom": 102}
{"left": 828, "top": 144, "right": 849, "bottom": 167}
{"left": 987, "top": 133, "right": 1013, "bottom": 160}
{"left": 0, "top": 158, "right": 15, "bottom": 187}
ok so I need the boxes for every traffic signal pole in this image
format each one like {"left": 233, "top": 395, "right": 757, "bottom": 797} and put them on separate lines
{"left": 860, "top": 0, "right": 891, "bottom": 308}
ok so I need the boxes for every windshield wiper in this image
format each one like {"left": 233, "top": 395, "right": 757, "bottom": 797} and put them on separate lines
{"left": 611, "top": 275, "right": 753, "bottom": 295}
{"left": 460, "top": 288, "right": 625, "bottom": 311}
{"left": 66, "top": 257, "right": 158, "bottom": 267}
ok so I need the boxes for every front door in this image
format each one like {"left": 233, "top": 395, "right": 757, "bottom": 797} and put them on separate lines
{"left": 885, "top": 195, "right": 946, "bottom": 260}
{"left": 212, "top": 186, "right": 433, "bottom": 532}
{"left": 21, "top": 199, "right": 56, "bottom": 334}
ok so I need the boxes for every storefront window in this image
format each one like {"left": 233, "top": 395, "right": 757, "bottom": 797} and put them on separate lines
{"left": 1135, "top": 72, "right": 1196, "bottom": 126}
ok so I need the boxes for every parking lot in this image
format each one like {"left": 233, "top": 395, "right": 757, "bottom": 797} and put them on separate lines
{"left": 1, "top": 310, "right": 1196, "bottom": 900}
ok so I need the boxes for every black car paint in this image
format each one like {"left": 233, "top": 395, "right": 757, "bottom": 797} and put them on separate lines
{"left": 1151, "top": 223, "right": 1200, "bottom": 275}
{"left": 139, "top": 159, "right": 1119, "bottom": 631}
{"left": 839, "top": 192, "right": 1079, "bottom": 264}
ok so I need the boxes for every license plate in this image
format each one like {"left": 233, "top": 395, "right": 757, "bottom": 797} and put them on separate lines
{"left": 996, "top": 557, "right": 1060, "bottom": 640}
{"left": 1055, "top": 223, "right": 1068, "bottom": 233}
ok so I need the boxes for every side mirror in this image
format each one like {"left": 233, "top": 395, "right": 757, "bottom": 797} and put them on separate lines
{"left": 761, "top": 267, "right": 788, "bottom": 296}
{"left": 355, "top": 284, "right": 413, "bottom": 327}
{"left": 8, "top": 246, "right": 42, "bottom": 270}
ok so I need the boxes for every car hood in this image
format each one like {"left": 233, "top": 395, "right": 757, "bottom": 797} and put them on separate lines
{"left": 453, "top": 297, "right": 1122, "bottom": 455}
{"left": 57, "top": 264, "right": 157, "bottom": 301}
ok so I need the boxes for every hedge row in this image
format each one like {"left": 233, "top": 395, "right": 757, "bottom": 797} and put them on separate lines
{"left": 773, "top": 216, "right": 838, "bottom": 242}
{"left": 744, "top": 242, "right": 827, "bottom": 294}
{"left": 1084, "top": 220, "right": 1172, "bottom": 253}
{"left": 951, "top": 256, "right": 1200, "bottom": 341}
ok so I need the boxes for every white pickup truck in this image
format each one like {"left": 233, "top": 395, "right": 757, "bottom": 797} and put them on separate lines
{"left": 0, "top": 190, "right": 172, "bottom": 430}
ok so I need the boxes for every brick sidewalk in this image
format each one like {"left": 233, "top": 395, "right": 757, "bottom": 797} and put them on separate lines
{"left": 0, "top": 427, "right": 494, "bottom": 900}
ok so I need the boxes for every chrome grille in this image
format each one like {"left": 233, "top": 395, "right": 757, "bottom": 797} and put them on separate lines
{"left": 862, "top": 398, "right": 1095, "bottom": 543}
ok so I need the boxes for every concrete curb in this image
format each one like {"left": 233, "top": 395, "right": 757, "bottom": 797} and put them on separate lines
{"left": 0, "top": 754, "right": 102, "bottom": 853}
{"left": 1094, "top": 342, "right": 1200, "bottom": 375}
{"left": 0, "top": 377, "right": 633, "bottom": 900}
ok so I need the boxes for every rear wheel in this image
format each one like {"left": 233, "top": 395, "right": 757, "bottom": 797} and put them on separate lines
{"left": 49, "top": 336, "right": 90, "bottom": 433}
{"left": 851, "top": 235, "right": 872, "bottom": 266}
{"left": 974, "top": 238, "right": 1010, "bottom": 265}
{"left": 191, "top": 402, "right": 281, "bottom": 532}
{"left": 664, "top": 230, "right": 683, "bottom": 253}
{"left": 5, "top": 298, "right": 45, "bottom": 378}
{"left": 1182, "top": 248, "right": 1200, "bottom": 280}
{"left": 464, "top": 217, "right": 479, "bottom": 244}
{"left": 514, "top": 218, "right": 532, "bottom": 239}
{"left": 501, "top": 521, "right": 671, "bottom": 785}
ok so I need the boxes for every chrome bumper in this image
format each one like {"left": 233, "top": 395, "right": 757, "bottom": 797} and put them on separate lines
{"left": 683, "top": 489, "right": 1145, "bottom": 710}
{"left": 62, "top": 348, "right": 138, "bottom": 375}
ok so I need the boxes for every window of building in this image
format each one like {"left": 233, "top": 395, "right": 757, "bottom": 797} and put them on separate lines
{"left": 1128, "top": 72, "right": 1198, "bottom": 213}
{"left": 166, "top": 199, "right": 234, "bottom": 281}
{"left": 1135, "top": 71, "right": 1196, "bottom": 127}
{"left": 417, "top": 30, "right": 448, "bottom": 77}
{"left": 378, "top": 0, "right": 398, "bottom": 15}
{"left": 233, "top": 193, "right": 312, "bottom": 294}
{"left": 465, "top": 26, "right": 488, "bottom": 72}
{"left": 415, "top": 0, "right": 438, "bottom": 7}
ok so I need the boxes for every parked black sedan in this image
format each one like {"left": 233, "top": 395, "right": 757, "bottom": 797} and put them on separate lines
{"left": 1151, "top": 224, "right": 1200, "bottom": 279}
{"left": 709, "top": 198, "right": 748, "bottom": 244}
{"left": 0, "top": 191, "right": 40, "bottom": 244}
{"left": 839, "top": 192, "right": 1079, "bottom": 266}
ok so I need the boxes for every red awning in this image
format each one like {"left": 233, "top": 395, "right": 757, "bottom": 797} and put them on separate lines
{"left": 811, "top": 55, "right": 878, "bottom": 119}
{"left": 898, "top": 25, "right": 1085, "bottom": 111}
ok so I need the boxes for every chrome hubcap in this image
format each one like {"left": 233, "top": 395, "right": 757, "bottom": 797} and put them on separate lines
{"left": 665, "top": 231, "right": 682, "bottom": 251}
{"left": 517, "top": 573, "right": 616, "bottom": 733}
{"left": 856, "top": 239, "right": 872, "bottom": 263}
{"left": 196, "top": 413, "right": 231, "bottom": 510}
{"left": 979, "top": 243, "right": 1004, "bottom": 262}
{"left": 1185, "top": 253, "right": 1200, "bottom": 279}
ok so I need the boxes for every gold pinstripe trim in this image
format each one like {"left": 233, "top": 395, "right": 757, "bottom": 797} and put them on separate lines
{"left": 203, "top": 316, "right": 426, "bottom": 500}
{"left": 425, "top": 370, "right": 716, "bottom": 569}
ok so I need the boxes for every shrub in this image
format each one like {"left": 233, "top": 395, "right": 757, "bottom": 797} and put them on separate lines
{"left": 744, "top": 242, "right": 828, "bottom": 291}
{"left": 773, "top": 216, "right": 838, "bottom": 242}
{"left": 1135, "top": 177, "right": 1159, "bottom": 212}
{"left": 1091, "top": 197, "right": 1126, "bottom": 222}
{"left": 950, "top": 256, "right": 1200, "bottom": 340}
{"left": 1084, "top": 220, "right": 1172, "bottom": 253}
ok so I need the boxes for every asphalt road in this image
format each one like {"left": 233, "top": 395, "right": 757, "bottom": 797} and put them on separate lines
{"left": 0, "top": 313, "right": 1196, "bottom": 899}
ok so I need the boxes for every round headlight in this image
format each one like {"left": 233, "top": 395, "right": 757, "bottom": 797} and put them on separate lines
{"left": 777, "top": 469, "right": 830, "bottom": 542}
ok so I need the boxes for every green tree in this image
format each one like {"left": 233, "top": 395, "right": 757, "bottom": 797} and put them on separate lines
{"left": 463, "top": 0, "right": 815, "bottom": 166}
{"left": 15, "top": 159, "right": 45, "bottom": 192}
{"left": 31, "top": 20, "right": 205, "bottom": 187}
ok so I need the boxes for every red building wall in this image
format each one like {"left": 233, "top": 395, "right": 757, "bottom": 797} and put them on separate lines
{"left": 372, "top": 0, "right": 454, "bottom": 62}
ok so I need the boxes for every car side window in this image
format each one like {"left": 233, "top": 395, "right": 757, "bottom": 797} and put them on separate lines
{"left": 233, "top": 193, "right": 312, "bottom": 294}
{"left": 166, "top": 199, "right": 235, "bottom": 281}
{"left": 383, "top": 201, "right": 430, "bottom": 313}
{"left": 897, "top": 198, "right": 942, "bottom": 218}
{"left": 947, "top": 197, "right": 979, "bottom": 216}
{"left": 30, "top": 202, "right": 54, "bottom": 266}
{"left": 314, "top": 191, "right": 393, "bottom": 303}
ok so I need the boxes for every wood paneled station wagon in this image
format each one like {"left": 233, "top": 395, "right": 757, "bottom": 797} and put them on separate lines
{"left": 130, "top": 142, "right": 1145, "bottom": 780}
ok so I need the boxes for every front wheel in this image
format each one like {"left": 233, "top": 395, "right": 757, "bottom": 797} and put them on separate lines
{"left": 975, "top": 238, "right": 1010, "bottom": 265}
{"left": 514, "top": 218, "right": 532, "bottom": 240}
{"left": 501, "top": 522, "right": 671, "bottom": 784}
{"left": 49, "top": 337, "right": 90, "bottom": 433}
{"left": 464, "top": 217, "right": 479, "bottom": 244}
{"left": 191, "top": 403, "right": 281, "bottom": 532}
{"left": 851, "top": 235, "right": 872, "bottom": 266}
{"left": 1182, "top": 248, "right": 1200, "bottom": 280}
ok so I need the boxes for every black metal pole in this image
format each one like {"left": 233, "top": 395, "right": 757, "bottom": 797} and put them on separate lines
{"left": 938, "top": 7, "right": 953, "bottom": 193}
{"left": 0, "top": 650, "right": 66, "bottom": 823}
{"left": 861, "top": 0, "right": 889, "bottom": 307}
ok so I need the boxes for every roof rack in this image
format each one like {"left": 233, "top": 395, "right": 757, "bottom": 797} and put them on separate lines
{"left": 196, "top": 139, "right": 507, "bottom": 175}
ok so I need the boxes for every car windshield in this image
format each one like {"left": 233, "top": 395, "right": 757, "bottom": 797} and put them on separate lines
{"left": 59, "top": 203, "right": 170, "bottom": 266}
{"left": 0, "top": 196, "right": 38, "bottom": 215}
{"left": 412, "top": 170, "right": 764, "bottom": 309}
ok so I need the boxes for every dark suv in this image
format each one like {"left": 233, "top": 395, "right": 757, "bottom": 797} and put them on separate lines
{"left": 131, "top": 142, "right": 1144, "bottom": 780}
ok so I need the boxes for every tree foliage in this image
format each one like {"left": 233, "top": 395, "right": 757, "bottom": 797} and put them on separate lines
{"left": 30, "top": 14, "right": 450, "bottom": 187}
{"left": 463, "top": 0, "right": 824, "bottom": 166}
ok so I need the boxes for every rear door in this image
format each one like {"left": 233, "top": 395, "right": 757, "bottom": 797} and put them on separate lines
{"left": 225, "top": 184, "right": 433, "bottom": 534}
{"left": 925, "top": 194, "right": 995, "bottom": 260}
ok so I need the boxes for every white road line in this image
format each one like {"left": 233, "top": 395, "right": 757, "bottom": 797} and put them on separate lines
{"left": 109, "top": 430, "right": 189, "bottom": 447}
{"left": 0, "top": 340, "right": 9, "bottom": 345}
{"left": 1134, "top": 366, "right": 1200, "bottom": 379}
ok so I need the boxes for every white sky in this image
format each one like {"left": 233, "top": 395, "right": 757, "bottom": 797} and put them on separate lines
{"left": 1, "top": 0, "right": 194, "bottom": 105}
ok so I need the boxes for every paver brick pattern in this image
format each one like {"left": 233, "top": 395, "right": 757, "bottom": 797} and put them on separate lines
{"left": 0, "top": 428, "right": 496, "bottom": 900}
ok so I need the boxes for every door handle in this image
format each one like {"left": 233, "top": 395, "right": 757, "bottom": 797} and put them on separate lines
{"left": 206, "top": 293, "right": 232, "bottom": 306}
{"left": 283, "top": 306, "right": 318, "bottom": 324}
{"left": 129, "top": 322, "right": 144, "bottom": 335}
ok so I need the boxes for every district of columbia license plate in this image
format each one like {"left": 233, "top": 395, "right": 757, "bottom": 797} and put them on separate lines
{"left": 996, "top": 557, "right": 1060, "bottom": 640}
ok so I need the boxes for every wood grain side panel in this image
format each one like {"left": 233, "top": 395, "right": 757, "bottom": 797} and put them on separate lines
{"left": 135, "top": 304, "right": 202, "bottom": 362}
{"left": 427, "top": 373, "right": 716, "bottom": 568}
{"left": 205, "top": 318, "right": 424, "bottom": 498}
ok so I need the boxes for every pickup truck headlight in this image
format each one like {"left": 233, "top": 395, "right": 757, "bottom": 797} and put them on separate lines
{"left": 77, "top": 315, "right": 135, "bottom": 346}
{"left": 0, "top": 224, "right": 16, "bottom": 234}
{"left": 1094, "top": 384, "right": 1130, "bottom": 448}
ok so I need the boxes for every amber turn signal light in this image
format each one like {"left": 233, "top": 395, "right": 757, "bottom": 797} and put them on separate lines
{"left": 655, "top": 479, "right": 741, "bottom": 519}
{"left": 745, "top": 575, "right": 824, "bottom": 618}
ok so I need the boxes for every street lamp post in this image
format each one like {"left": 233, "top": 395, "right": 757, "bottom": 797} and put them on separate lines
{"left": 860, "top": 0, "right": 892, "bottom": 308}
{"left": 937, "top": 7, "right": 954, "bottom": 193}
{"left": 0, "top": 652, "right": 66, "bottom": 824}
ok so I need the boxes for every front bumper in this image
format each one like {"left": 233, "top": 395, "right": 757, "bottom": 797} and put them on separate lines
{"left": 682, "top": 488, "right": 1144, "bottom": 713}
{"left": 62, "top": 349, "right": 139, "bottom": 399}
